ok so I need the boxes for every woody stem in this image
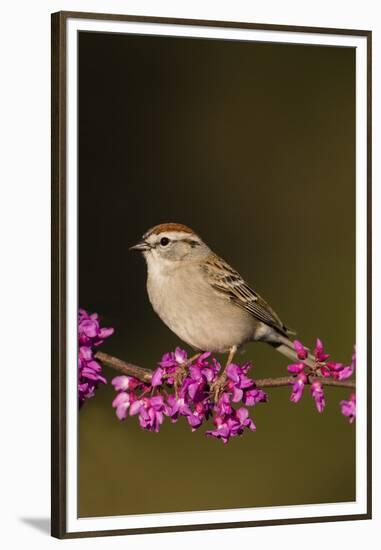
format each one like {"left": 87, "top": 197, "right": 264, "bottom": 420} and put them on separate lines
{"left": 94, "top": 351, "right": 356, "bottom": 389}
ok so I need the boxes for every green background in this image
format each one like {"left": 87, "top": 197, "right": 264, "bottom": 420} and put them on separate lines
{"left": 78, "top": 31, "right": 355, "bottom": 517}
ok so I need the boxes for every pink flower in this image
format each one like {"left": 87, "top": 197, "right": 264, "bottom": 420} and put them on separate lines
{"left": 156, "top": 347, "right": 190, "bottom": 384}
{"left": 290, "top": 373, "right": 307, "bottom": 403}
{"left": 187, "top": 365, "right": 210, "bottom": 400}
{"left": 216, "top": 392, "right": 233, "bottom": 415}
{"left": 287, "top": 362, "right": 305, "bottom": 375}
{"left": 165, "top": 393, "right": 192, "bottom": 422}
{"left": 226, "top": 363, "right": 267, "bottom": 405}
{"left": 78, "top": 309, "right": 114, "bottom": 347}
{"left": 110, "top": 341, "right": 356, "bottom": 442}
{"left": 175, "top": 347, "right": 188, "bottom": 364}
{"left": 311, "top": 380, "right": 325, "bottom": 413}
{"left": 294, "top": 340, "right": 308, "bottom": 360}
{"left": 111, "top": 349, "right": 267, "bottom": 442}
{"left": 130, "top": 395, "right": 166, "bottom": 432}
{"left": 340, "top": 393, "right": 356, "bottom": 423}
{"left": 187, "top": 401, "right": 211, "bottom": 431}
{"left": 243, "top": 387, "right": 267, "bottom": 406}
{"left": 78, "top": 309, "right": 113, "bottom": 406}
{"left": 112, "top": 391, "right": 134, "bottom": 420}
{"left": 159, "top": 347, "right": 187, "bottom": 368}
{"left": 287, "top": 339, "right": 355, "bottom": 415}
{"left": 314, "top": 338, "right": 330, "bottom": 362}
{"left": 112, "top": 375, "right": 140, "bottom": 391}
{"left": 151, "top": 367, "right": 164, "bottom": 387}
{"left": 206, "top": 407, "right": 256, "bottom": 444}
{"left": 321, "top": 361, "right": 354, "bottom": 380}
{"left": 319, "top": 345, "right": 355, "bottom": 380}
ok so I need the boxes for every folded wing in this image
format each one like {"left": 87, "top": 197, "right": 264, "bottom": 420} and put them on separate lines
{"left": 203, "top": 253, "right": 292, "bottom": 337}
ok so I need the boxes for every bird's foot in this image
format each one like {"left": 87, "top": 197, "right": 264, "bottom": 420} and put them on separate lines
{"left": 211, "top": 372, "right": 228, "bottom": 403}
{"left": 210, "top": 345, "right": 237, "bottom": 402}
{"left": 173, "top": 364, "right": 187, "bottom": 395}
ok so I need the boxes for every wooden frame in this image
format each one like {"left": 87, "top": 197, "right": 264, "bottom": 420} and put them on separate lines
{"left": 51, "top": 10, "right": 372, "bottom": 539}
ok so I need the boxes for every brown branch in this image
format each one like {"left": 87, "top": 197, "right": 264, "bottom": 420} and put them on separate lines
{"left": 95, "top": 351, "right": 356, "bottom": 389}
{"left": 253, "top": 375, "right": 355, "bottom": 389}
{"left": 95, "top": 351, "right": 153, "bottom": 383}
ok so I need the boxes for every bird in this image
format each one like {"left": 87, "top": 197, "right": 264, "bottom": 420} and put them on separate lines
{"left": 130, "top": 222, "right": 312, "bottom": 374}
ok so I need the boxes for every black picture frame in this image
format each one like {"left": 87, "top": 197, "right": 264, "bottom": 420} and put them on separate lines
{"left": 51, "top": 10, "right": 372, "bottom": 539}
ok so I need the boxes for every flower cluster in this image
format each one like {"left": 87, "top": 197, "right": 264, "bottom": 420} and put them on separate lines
{"left": 112, "top": 348, "right": 267, "bottom": 443}
{"left": 287, "top": 338, "right": 356, "bottom": 421}
{"left": 76, "top": 306, "right": 357, "bottom": 432}
{"left": 78, "top": 309, "right": 114, "bottom": 407}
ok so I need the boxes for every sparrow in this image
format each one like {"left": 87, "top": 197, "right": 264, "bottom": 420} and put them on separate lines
{"left": 131, "top": 223, "right": 310, "bottom": 370}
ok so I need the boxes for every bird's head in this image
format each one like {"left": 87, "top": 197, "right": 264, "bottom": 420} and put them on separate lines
{"left": 130, "top": 223, "right": 210, "bottom": 267}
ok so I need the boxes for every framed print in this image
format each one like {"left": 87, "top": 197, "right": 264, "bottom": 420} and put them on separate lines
{"left": 51, "top": 11, "right": 372, "bottom": 539}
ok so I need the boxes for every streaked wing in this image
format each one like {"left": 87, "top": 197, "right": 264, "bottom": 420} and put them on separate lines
{"left": 202, "top": 253, "right": 289, "bottom": 335}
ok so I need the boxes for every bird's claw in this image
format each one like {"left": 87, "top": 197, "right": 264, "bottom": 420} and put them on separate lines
{"left": 173, "top": 363, "right": 187, "bottom": 395}
{"left": 211, "top": 373, "right": 227, "bottom": 403}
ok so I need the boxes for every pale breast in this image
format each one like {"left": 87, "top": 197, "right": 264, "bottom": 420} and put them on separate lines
{"left": 146, "top": 262, "right": 256, "bottom": 352}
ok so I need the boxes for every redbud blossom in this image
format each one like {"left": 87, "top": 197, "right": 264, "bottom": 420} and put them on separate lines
{"left": 340, "top": 393, "right": 356, "bottom": 423}
{"left": 111, "top": 348, "right": 266, "bottom": 442}
{"left": 78, "top": 309, "right": 113, "bottom": 406}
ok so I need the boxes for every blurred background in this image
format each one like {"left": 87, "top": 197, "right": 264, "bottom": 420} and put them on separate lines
{"left": 78, "top": 31, "right": 355, "bottom": 518}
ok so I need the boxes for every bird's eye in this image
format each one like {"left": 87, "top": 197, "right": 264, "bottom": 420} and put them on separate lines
{"left": 160, "top": 237, "right": 170, "bottom": 246}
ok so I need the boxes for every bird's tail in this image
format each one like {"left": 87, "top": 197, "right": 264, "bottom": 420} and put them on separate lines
{"left": 272, "top": 334, "right": 314, "bottom": 368}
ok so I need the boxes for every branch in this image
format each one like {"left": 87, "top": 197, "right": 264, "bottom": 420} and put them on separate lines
{"left": 95, "top": 351, "right": 153, "bottom": 382}
{"left": 94, "top": 351, "right": 356, "bottom": 389}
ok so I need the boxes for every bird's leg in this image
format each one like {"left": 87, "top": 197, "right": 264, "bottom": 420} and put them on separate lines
{"left": 211, "top": 345, "right": 237, "bottom": 402}
{"left": 173, "top": 352, "right": 201, "bottom": 395}
{"left": 188, "top": 353, "right": 202, "bottom": 364}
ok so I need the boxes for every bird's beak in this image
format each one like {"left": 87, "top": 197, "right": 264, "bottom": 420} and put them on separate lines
{"left": 129, "top": 240, "right": 150, "bottom": 252}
